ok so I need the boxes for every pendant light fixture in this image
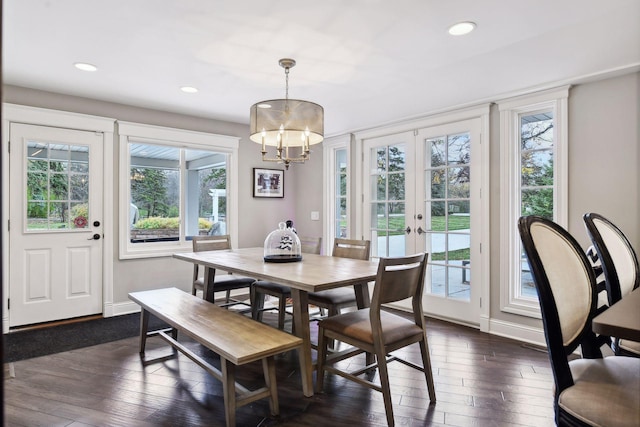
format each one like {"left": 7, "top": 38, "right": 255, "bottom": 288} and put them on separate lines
{"left": 249, "top": 58, "right": 324, "bottom": 169}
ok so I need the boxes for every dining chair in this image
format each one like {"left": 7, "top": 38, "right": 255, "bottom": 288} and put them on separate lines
{"left": 583, "top": 212, "right": 640, "bottom": 357}
{"left": 251, "top": 236, "right": 322, "bottom": 330}
{"left": 192, "top": 235, "right": 255, "bottom": 308}
{"left": 307, "top": 238, "right": 371, "bottom": 319}
{"left": 518, "top": 215, "right": 640, "bottom": 427}
{"left": 315, "top": 252, "right": 436, "bottom": 427}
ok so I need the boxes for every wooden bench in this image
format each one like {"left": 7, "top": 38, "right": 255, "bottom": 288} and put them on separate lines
{"left": 128, "top": 287, "right": 303, "bottom": 427}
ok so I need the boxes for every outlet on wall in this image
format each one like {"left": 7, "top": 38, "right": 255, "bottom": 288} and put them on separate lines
{"left": 311, "top": 211, "right": 320, "bottom": 221}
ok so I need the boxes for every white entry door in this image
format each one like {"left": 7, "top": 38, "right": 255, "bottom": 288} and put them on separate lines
{"left": 9, "top": 123, "right": 104, "bottom": 327}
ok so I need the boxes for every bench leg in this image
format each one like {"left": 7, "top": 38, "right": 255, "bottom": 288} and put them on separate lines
{"left": 262, "top": 356, "right": 279, "bottom": 416}
{"left": 221, "top": 358, "right": 236, "bottom": 427}
{"left": 139, "top": 308, "right": 150, "bottom": 354}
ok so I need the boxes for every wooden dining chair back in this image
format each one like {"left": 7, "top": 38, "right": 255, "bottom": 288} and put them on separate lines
{"left": 251, "top": 236, "right": 322, "bottom": 330}
{"left": 583, "top": 212, "right": 640, "bottom": 356}
{"left": 299, "top": 235, "right": 323, "bottom": 256}
{"left": 315, "top": 253, "right": 435, "bottom": 427}
{"left": 191, "top": 235, "right": 255, "bottom": 308}
{"left": 307, "top": 238, "right": 371, "bottom": 318}
{"left": 518, "top": 215, "right": 640, "bottom": 426}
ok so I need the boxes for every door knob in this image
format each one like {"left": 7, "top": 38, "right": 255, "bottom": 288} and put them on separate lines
{"left": 417, "top": 226, "right": 425, "bottom": 235}
{"left": 405, "top": 226, "right": 411, "bottom": 234}
{"left": 87, "top": 234, "right": 101, "bottom": 240}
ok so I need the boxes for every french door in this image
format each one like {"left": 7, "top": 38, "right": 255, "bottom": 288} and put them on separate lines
{"left": 362, "top": 118, "right": 482, "bottom": 324}
{"left": 9, "top": 123, "right": 104, "bottom": 327}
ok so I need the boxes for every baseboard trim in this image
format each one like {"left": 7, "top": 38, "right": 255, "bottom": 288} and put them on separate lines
{"left": 488, "top": 318, "right": 547, "bottom": 348}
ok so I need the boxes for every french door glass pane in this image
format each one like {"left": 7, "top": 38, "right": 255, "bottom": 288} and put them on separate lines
{"left": 425, "top": 133, "right": 471, "bottom": 301}
{"left": 26, "top": 141, "right": 90, "bottom": 230}
{"left": 369, "top": 144, "right": 406, "bottom": 258}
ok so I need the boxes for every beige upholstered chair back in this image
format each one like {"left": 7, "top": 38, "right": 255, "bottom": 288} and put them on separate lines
{"left": 529, "top": 221, "right": 593, "bottom": 346}
{"left": 590, "top": 216, "right": 638, "bottom": 297}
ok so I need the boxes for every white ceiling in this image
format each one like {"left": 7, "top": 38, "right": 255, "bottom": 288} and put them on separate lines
{"left": 3, "top": 0, "right": 640, "bottom": 136}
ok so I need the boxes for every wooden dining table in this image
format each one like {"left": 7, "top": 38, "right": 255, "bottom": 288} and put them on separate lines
{"left": 592, "top": 287, "right": 640, "bottom": 342}
{"left": 173, "top": 247, "right": 379, "bottom": 397}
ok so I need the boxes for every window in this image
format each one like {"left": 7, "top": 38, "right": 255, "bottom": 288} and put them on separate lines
{"left": 323, "top": 135, "right": 351, "bottom": 250}
{"left": 334, "top": 148, "right": 348, "bottom": 238}
{"left": 119, "top": 122, "right": 240, "bottom": 259}
{"left": 499, "top": 87, "right": 569, "bottom": 317}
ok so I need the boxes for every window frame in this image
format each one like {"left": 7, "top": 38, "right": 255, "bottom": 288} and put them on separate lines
{"left": 498, "top": 86, "right": 569, "bottom": 317}
{"left": 118, "top": 121, "right": 240, "bottom": 259}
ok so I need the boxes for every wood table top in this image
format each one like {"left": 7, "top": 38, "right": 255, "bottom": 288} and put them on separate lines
{"left": 592, "top": 287, "right": 640, "bottom": 342}
{"left": 174, "top": 247, "right": 379, "bottom": 293}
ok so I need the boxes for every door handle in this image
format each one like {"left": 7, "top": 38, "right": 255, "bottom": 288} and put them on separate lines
{"left": 88, "top": 234, "right": 101, "bottom": 240}
{"left": 417, "top": 226, "right": 425, "bottom": 235}
{"left": 405, "top": 226, "right": 411, "bottom": 234}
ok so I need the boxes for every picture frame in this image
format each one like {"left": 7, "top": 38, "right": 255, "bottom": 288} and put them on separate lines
{"left": 253, "top": 168, "right": 284, "bottom": 198}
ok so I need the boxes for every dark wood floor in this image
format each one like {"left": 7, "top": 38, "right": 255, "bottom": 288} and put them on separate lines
{"left": 4, "top": 312, "right": 557, "bottom": 426}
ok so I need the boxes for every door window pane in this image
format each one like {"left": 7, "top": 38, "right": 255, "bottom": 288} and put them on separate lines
{"left": 26, "top": 141, "right": 90, "bottom": 230}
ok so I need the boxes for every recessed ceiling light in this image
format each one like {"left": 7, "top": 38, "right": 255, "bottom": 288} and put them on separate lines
{"left": 74, "top": 62, "right": 98, "bottom": 72}
{"left": 257, "top": 103, "right": 272, "bottom": 109}
{"left": 448, "top": 21, "right": 476, "bottom": 36}
{"left": 180, "top": 86, "right": 198, "bottom": 93}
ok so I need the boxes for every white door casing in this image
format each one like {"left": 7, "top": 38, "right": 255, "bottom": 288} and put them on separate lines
{"left": 8, "top": 122, "right": 104, "bottom": 327}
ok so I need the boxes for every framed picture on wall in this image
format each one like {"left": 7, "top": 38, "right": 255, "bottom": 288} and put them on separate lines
{"left": 253, "top": 168, "right": 284, "bottom": 198}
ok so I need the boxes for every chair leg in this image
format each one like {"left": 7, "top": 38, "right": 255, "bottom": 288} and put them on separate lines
{"left": 315, "top": 326, "right": 328, "bottom": 393}
{"left": 419, "top": 337, "right": 436, "bottom": 401}
{"left": 375, "top": 345, "right": 395, "bottom": 427}
{"left": 225, "top": 289, "right": 231, "bottom": 303}
{"left": 252, "top": 290, "right": 266, "bottom": 322}
{"left": 326, "top": 306, "right": 340, "bottom": 350}
{"left": 191, "top": 285, "right": 197, "bottom": 296}
{"left": 277, "top": 293, "right": 286, "bottom": 330}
